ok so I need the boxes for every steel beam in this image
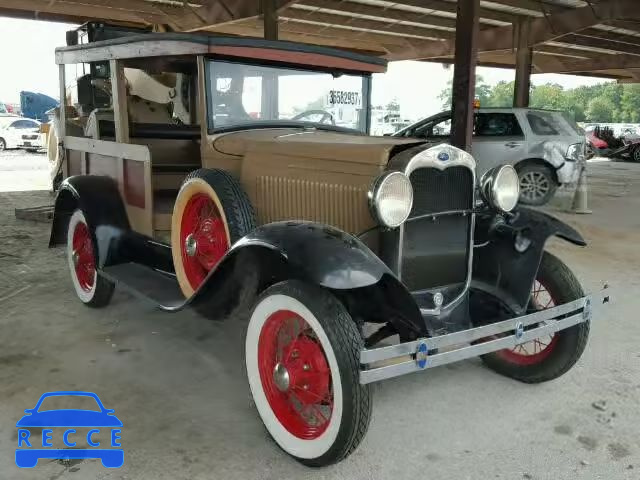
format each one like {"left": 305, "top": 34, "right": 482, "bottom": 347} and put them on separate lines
{"left": 281, "top": 9, "right": 454, "bottom": 39}
{"left": 540, "top": 53, "right": 640, "bottom": 74}
{"left": 405, "top": 0, "right": 640, "bottom": 60}
{"left": 176, "top": 0, "right": 298, "bottom": 31}
{"left": 450, "top": 0, "right": 480, "bottom": 151}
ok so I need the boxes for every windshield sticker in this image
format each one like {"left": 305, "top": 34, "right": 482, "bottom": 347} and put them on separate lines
{"left": 327, "top": 90, "right": 362, "bottom": 108}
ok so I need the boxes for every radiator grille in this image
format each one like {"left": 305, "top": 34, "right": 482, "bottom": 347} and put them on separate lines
{"left": 409, "top": 166, "right": 473, "bottom": 216}
{"left": 401, "top": 165, "right": 474, "bottom": 294}
{"left": 256, "top": 176, "right": 372, "bottom": 234}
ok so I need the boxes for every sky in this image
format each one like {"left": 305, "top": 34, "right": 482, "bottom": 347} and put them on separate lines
{"left": 0, "top": 17, "right": 613, "bottom": 121}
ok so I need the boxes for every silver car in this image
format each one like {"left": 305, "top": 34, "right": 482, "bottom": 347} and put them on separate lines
{"left": 394, "top": 108, "right": 584, "bottom": 205}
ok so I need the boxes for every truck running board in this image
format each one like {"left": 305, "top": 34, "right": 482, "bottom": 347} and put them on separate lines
{"left": 359, "top": 287, "right": 610, "bottom": 384}
{"left": 101, "top": 263, "right": 185, "bottom": 310}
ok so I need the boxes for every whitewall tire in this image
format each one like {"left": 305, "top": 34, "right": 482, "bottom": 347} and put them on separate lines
{"left": 245, "top": 280, "right": 371, "bottom": 466}
{"left": 66, "top": 209, "right": 114, "bottom": 307}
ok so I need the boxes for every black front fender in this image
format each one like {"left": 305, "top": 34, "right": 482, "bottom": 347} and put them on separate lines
{"left": 188, "top": 222, "right": 425, "bottom": 337}
{"left": 472, "top": 207, "right": 585, "bottom": 313}
{"left": 232, "top": 222, "right": 390, "bottom": 289}
{"left": 514, "top": 208, "right": 586, "bottom": 247}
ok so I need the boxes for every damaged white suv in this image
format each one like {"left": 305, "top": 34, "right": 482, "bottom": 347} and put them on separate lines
{"left": 394, "top": 108, "right": 585, "bottom": 206}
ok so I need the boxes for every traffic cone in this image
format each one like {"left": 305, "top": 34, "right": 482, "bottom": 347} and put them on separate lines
{"left": 568, "top": 164, "right": 592, "bottom": 214}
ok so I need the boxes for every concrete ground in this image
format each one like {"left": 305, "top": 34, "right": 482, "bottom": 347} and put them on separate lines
{"left": 0, "top": 150, "right": 50, "bottom": 192}
{"left": 0, "top": 155, "right": 638, "bottom": 480}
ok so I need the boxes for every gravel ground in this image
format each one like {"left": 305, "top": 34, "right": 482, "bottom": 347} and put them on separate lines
{"left": 0, "top": 161, "right": 638, "bottom": 480}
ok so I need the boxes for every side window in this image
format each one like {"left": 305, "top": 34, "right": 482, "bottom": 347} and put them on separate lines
{"left": 527, "top": 112, "right": 561, "bottom": 135}
{"left": 431, "top": 118, "right": 452, "bottom": 137}
{"left": 475, "top": 113, "right": 523, "bottom": 137}
{"left": 413, "top": 117, "right": 451, "bottom": 138}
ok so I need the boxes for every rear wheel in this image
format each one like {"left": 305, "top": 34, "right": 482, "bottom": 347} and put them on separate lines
{"left": 481, "top": 252, "right": 590, "bottom": 383}
{"left": 171, "top": 169, "right": 255, "bottom": 297}
{"left": 0, "top": 138, "right": 6, "bottom": 151}
{"left": 518, "top": 163, "right": 557, "bottom": 206}
{"left": 245, "top": 280, "right": 371, "bottom": 467}
{"left": 66, "top": 210, "right": 114, "bottom": 307}
{"left": 632, "top": 145, "right": 640, "bottom": 162}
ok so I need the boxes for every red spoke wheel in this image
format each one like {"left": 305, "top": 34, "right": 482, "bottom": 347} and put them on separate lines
{"left": 495, "top": 280, "right": 559, "bottom": 366}
{"left": 171, "top": 169, "right": 256, "bottom": 298}
{"left": 258, "top": 310, "right": 334, "bottom": 440}
{"left": 481, "top": 252, "right": 590, "bottom": 383}
{"left": 66, "top": 210, "right": 114, "bottom": 307}
{"left": 179, "top": 193, "right": 230, "bottom": 290}
{"left": 245, "top": 280, "right": 371, "bottom": 467}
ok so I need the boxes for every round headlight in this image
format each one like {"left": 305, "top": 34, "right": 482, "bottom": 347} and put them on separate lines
{"left": 485, "top": 165, "right": 520, "bottom": 212}
{"left": 369, "top": 171, "right": 413, "bottom": 228}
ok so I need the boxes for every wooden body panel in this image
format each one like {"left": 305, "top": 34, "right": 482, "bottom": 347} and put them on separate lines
{"left": 63, "top": 136, "right": 153, "bottom": 236}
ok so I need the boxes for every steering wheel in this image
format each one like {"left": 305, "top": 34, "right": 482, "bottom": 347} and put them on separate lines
{"left": 292, "top": 109, "right": 335, "bottom": 125}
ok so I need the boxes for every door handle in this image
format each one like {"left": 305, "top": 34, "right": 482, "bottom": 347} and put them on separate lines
{"left": 505, "top": 142, "right": 521, "bottom": 148}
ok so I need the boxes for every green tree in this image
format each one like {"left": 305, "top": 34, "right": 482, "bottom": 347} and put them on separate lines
{"left": 438, "top": 75, "right": 490, "bottom": 109}
{"left": 435, "top": 76, "right": 622, "bottom": 122}
{"left": 619, "top": 84, "right": 640, "bottom": 123}
{"left": 530, "top": 83, "right": 567, "bottom": 110}
{"left": 585, "top": 97, "right": 615, "bottom": 122}
{"left": 485, "top": 81, "right": 514, "bottom": 107}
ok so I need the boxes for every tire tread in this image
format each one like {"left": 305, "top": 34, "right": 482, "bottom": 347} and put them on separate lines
{"left": 251, "top": 280, "right": 371, "bottom": 467}
{"left": 481, "top": 252, "right": 589, "bottom": 383}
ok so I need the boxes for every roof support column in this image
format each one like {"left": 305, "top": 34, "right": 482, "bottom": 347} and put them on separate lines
{"left": 450, "top": 0, "right": 480, "bottom": 151}
{"left": 262, "top": 0, "right": 278, "bottom": 40}
{"left": 513, "top": 19, "right": 532, "bottom": 107}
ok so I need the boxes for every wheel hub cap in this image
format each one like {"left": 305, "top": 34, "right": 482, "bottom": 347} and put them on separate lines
{"left": 520, "top": 172, "right": 550, "bottom": 201}
{"left": 273, "top": 363, "right": 290, "bottom": 392}
{"left": 185, "top": 234, "right": 198, "bottom": 257}
{"left": 72, "top": 250, "right": 80, "bottom": 267}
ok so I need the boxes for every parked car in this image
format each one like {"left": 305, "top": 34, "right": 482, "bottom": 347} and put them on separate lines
{"left": 0, "top": 117, "right": 43, "bottom": 151}
{"left": 394, "top": 108, "right": 585, "bottom": 206}
{"left": 49, "top": 29, "right": 608, "bottom": 467}
{"left": 586, "top": 125, "right": 640, "bottom": 162}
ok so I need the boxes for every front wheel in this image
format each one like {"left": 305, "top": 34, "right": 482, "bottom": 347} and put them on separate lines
{"left": 245, "top": 280, "right": 371, "bottom": 467}
{"left": 632, "top": 145, "right": 640, "bottom": 162}
{"left": 518, "top": 163, "right": 558, "bottom": 206}
{"left": 171, "top": 169, "right": 255, "bottom": 298}
{"left": 0, "top": 138, "right": 6, "bottom": 151}
{"left": 481, "top": 252, "right": 590, "bottom": 383}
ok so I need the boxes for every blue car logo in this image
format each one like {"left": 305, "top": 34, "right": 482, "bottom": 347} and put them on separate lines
{"left": 437, "top": 151, "right": 450, "bottom": 162}
{"left": 15, "top": 391, "right": 123, "bottom": 468}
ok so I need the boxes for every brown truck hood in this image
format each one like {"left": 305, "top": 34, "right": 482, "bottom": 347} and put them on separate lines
{"left": 212, "top": 128, "right": 423, "bottom": 166}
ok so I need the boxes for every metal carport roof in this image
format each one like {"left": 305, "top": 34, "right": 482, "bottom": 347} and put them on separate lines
{"left": 2, "top": 0, "right": 640, "bottom": 80}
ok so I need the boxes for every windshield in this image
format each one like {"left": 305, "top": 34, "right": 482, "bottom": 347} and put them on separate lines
{"left": 206, "top": 60, "right": 369, "bottom": 133}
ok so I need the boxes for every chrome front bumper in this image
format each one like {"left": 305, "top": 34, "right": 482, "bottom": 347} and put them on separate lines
{"left": 360, "top": 287, "right": 611, "bottom": 384}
